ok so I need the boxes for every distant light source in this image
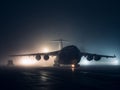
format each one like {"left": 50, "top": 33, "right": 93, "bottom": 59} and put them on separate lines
{"left": 81, "top": 60, "right": 90, "bottom": 65}
{"left": 112, "top": 60, "right": 119, "bottom": 65}
{"left": 21, "top": 60, "right": 31, "bottom": 65}
{"left": 43, "top": 48, "right": 49, "bottom": 53}
{"left": 19, "top": 57, "right": 37, "bottom": 66}
{"left": 110, "top": 58, "right": 119, "bottom": 65}
{"left": 80, "top": 57, "right": 91, "bottom": 65}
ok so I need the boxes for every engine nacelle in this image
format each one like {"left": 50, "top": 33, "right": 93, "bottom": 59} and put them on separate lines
{"left": 44, "top": 55, "right": 49, "bottom": 61}
{"left": 94, "top": 56, "right": 101, "bottom": 61}
{"left": 35, "top": 54, "right": 41, "bottom": 61}
{"left": 87, "top": 55, "right": 93, "bottom": 61}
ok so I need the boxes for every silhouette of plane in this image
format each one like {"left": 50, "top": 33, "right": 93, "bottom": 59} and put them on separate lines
{"left": 10, "top": 39, "right": 116, "bottom": 67}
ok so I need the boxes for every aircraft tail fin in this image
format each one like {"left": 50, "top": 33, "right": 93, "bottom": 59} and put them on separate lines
{"left": 51, "top": 39, "right": 69, "bottom": 50}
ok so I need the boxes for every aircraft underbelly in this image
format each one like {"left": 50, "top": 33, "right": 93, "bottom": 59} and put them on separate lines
{"left": 58, "top": 58, "right": 80, "bottom": 64}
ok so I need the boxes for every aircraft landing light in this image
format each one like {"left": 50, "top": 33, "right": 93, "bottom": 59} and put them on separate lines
{"left": 71, "top": 64, "right": 75, "bottom": 68}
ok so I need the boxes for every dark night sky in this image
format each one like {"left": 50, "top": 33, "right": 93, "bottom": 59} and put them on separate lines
{"left": 0, "top": 0, "right": 120, "bottom": 64}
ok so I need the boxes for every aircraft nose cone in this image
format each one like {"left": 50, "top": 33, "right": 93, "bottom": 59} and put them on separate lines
{"left": 58, "top": 45, "right": 81, "bottom": 64}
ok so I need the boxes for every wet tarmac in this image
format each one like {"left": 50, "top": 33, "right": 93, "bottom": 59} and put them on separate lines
{"left": 0, "top": 66, "right": 120, "bottom": 90}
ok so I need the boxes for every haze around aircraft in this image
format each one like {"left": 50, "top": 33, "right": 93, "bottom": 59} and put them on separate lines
{"left": 9, "top": 39, "right": 116, "bottom": 68}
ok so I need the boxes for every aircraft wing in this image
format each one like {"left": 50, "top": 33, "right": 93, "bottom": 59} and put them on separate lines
{"left": 81, "top": 52, "right": 116, "bottom": 58}
{"left": 9, "top": 50, "right": 60, "bottom": 57}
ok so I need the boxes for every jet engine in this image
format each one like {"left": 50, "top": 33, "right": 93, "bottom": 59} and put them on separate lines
{"left": 44, "top": 55, "right": 49, "bottom": 61}
{"left": 35, "top": 54, "right": 41, "bottom": 61}
{"left": 94, "top": 56, "right": 101, "bottom": 61}
{"left": 87, "top": 55, "right": 93, "bottom": 61}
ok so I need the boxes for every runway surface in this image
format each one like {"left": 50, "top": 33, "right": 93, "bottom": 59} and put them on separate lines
{"left": 0, "top": 66, "right": 120, "bottom": 90}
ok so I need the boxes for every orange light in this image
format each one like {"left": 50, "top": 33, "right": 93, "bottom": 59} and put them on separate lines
{"left": 71, "top": 64, "right": 75, "bottom": 68}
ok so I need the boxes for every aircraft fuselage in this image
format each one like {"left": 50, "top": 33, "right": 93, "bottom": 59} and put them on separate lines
{"left": 55, "top": 45, "right": 82, "bottom": 65}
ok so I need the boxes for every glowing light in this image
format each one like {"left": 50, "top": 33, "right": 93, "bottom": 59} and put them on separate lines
{"left": 112, "top": 60, "right": 119, "bottom": 65}
{"left": 21, "top": 60, "right": 31, "bottom": 65}
{"left": 71, "top": 64, "right": 75, "bottom": 68}
{"left": 19, "top": 57, "right": 37, "bottom": 66}
{"left": 71, "top": 67, "right": 75, "bottom": 72}
{"left": 81, "top": 60, "right": 90, "bottom": 65}
{"left": 43, "top": 48, "right": 49, "bottom": 53}
{"left": 110, "top": 58, "right": 119, "bottom": 65}
{"left": 80, "top": 57, "right": 91, "bottom": 65}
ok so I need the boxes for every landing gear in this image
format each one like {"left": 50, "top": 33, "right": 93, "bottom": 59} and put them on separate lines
{"left": 54, "top": 59, "right": 60, "bottom": 67}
